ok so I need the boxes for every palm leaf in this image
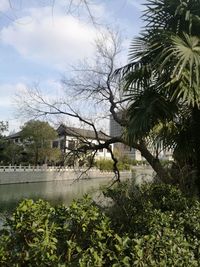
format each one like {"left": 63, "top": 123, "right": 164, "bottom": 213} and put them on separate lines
{"left": 126, "top": 89, "right": 178, "bottom": 142}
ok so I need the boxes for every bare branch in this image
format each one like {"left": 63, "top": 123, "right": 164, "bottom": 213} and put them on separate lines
{"left": 15, "top": 27, "right": 170, "bottom": 183}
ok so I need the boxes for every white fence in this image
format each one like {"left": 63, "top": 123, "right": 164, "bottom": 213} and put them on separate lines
{"left": 0, "top": 165, "right": 133, "bottom": 185}
{"left": 0, "top": 165, "right": 123, "bottom": 173}
{"left": 0, "top": 165, "right": 74, "bottom": 172}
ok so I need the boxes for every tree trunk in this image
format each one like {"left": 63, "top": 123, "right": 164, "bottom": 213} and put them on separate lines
{"left": 35, "top": 147, "right": 39, "bottom": 166}
{"left": 191, "top": 105, "right": 200, "bottom": 194}
{"left": 136, "top": 142, "right": 172, "bottom": 183}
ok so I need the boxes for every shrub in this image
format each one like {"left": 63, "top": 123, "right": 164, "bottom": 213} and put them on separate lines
{"left": 95, "top": 158, "right": 132, "bottom": 171}
{"left": 95, "top": 159, "right": 114, "bottom": 171}
{"left": 0, "top": 184, "right": 199, "bottom": 266}
{"left": 0, "top": 199, "right": 58, "bottom": 266}
{"left": 0, "top": 197, "right": 118, "bottom": 266}
{"left": 104, "top": 182, "right": 200, "bottom": 266}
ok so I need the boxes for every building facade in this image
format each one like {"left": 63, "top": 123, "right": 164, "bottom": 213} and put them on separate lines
{"left": 55, "top": 124, "right": 112, "bottom": 160}
{"left": 6, "top": 124, "right": 113, "bottom": 163}
{"left": 110, "top": 114, "right": 173, "bottom": 161}
{"left": 110, "top": 114, "right": 143, "bottom": 161}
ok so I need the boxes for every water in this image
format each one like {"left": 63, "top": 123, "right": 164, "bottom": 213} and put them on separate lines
{"left": 0, "top": 167, "right": 153, "bottom": 220}
{"left": 0, "top": 178, "right": 113, "bottom": 217}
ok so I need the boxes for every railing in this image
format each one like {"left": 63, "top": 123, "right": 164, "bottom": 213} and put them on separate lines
{"left": 0, "top": 165, "right": 75, "bottom": 172}
{"left": 0, "top": 165, "right": 120, "bottom": 173}
{"left": 0, "top": 165, "right": 134, "bottom": 173}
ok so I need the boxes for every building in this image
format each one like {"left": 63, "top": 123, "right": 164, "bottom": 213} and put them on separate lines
{"left": 110, "top": 114, "right": 143, "bottom": 161}
{"left": 6, "top": 124, "right": 112, "bottom": 161}
{"left": 55, "top": 124, "right": 112, "bottom": 160}
{"left": 110, "top": 114, "right": 173, "bottom": 161}
{"left": 6, "top": 131, "right": 22, "bottom": 144}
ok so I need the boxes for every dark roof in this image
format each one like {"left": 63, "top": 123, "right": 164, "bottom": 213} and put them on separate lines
{"left": 6, "top": 131, "right": 21, "bottom": 140}
{"left": 57, "top": 124, "right": 110, "bottom": 141}
{"left": 6, "top": 124, "right": 110, "bottom": 141}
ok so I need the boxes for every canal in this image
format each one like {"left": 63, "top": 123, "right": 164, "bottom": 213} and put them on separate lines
{"left": 0, "top": 178, "right": 114, "bottom": 216}
{"left": 0, "top": 167, "right": 153, "bottom": 219}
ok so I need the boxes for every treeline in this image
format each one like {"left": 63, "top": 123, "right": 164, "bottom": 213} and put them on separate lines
{"left": 0, "top": 120, "right": 62, "bottom": 166}
{"left": 94, "top": 158, "right": 147, "bottom": 171}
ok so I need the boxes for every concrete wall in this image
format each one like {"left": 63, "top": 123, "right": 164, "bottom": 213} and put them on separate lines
{"left": 0, "top": 169, "right": 132, "bottom": 185}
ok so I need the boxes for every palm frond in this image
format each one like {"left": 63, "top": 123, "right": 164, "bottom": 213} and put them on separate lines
{"left": 126, "top": 89, "right": 178, "bottom": 142}
{"left": 160, "top": 33, "right": 200, "bottom": 106}
{"left": 144, "top": 0, "right": 200, "bottom": 35}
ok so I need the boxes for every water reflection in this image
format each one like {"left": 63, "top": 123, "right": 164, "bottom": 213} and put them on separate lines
{"left": 0, "top": 178, "right": 113, "bottom": 215}
{"left": 0, "top": 167, "right": 153, "bottom": 217}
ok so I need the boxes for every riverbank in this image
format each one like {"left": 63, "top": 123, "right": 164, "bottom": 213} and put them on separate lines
{"left": 0, "top": 165, "right": 136, "bottom": 185}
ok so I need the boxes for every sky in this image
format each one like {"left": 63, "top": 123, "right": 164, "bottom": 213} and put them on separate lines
{"left": 0, "top": 0, "right": 144, "bottom": 133}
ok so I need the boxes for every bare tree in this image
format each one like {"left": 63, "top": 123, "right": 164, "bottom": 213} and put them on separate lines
{"left": 2, "top": 0, "right": 99, "bottom": 23}
{"left": 16, "top": 29, "right": 171, "bottom": 183}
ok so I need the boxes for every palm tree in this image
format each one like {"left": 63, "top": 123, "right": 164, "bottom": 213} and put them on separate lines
{"left": 118, "top": 0, "right": 200, "bottom": 192}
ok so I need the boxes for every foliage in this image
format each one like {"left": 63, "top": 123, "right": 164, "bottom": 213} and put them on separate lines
{"left": 0, "top": 184, "right": 200, "bottom": 266}
{"left": 118, "top": 0, "right": 200, "bottom": 191}
{"left": 104, "top": 182, "right": 200, "bottom": 266}
{"left": 1, "top": 142, "right": 25, "bottom": 165}
{"left": 94, "top": 157, "right": 147, "bottom": 171}
{"left": 95, "top": 158, "right": 132, "bottom": 171}
{"left": 0, "top": 121, "right": 8, "bottom": 135}
{"left": 0, "top": 197, "right": 120, "bottom": 266}
{"left": 0, "top": 120, "right": 62, "bottom": 165}
{"left": 122, "top": 0, "right": 200, "bottom": 139}
{"left": 104, "top": 182, "right": 194, "bottom": 232}
{"left": 0, "top": 121, "right": 8, "bottom": 164}
{"left": 21, "top": 120, "right": 61, "bottom": 165}
{"left": 95, "top": 159, "right": 115, "bottom": 171}
{"left": 0, "top": 199, "right": 58, "bottom": 266}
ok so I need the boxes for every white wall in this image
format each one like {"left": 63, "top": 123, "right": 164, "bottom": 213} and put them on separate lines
{"left": 63, "top": 136, "right": 112, "bottom": 160}
{"left": 0, "top": 169, "right": 132, "bottom": 185}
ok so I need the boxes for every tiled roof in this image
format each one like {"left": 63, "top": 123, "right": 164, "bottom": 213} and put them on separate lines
{"left": 6, "top": 124, "right": 110, "bottom": 141}
{"left": 57, "top": 124, "right": 110, "bottom": 140}
{"left": 6, "top": 131, "right": 21, "bottom": 139}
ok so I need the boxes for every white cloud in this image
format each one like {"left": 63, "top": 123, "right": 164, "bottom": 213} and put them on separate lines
{"left": 0, "top": 83, "right": 26, "bottom": 108}
{"left": 0, "top": 6, "right": 102, "bottom": 70}
{"left": 0, "top": 81, "right": 68, "bottom": 132}
{"left": 0, "top": 82, "right": 28, "bottom": 132}
{"left": 0, "top": 0, "right": 10, "bottom": 12}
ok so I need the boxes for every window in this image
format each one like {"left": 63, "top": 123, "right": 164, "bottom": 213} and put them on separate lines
{"left": 68, "top": 140, "right": 75, "bottom": 150}
{"left": 52, "top": 141, "right": 59, "bottom": 148}
{"left": 60, "top": 140, "right": 65, "bottom": 149}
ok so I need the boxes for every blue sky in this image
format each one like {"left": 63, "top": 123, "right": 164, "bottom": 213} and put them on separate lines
{"left": 0, "top": 0, "right": 144, "bottom": 132}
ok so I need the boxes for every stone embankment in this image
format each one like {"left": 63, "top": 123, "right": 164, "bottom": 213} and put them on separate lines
{"left": 0, "top": 165, "right": 134, "bottom": 185}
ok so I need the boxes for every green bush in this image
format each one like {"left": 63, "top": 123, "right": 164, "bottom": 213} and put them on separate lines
{"left": 95, "top": 159, "right": 114, "bottom": 171}
{"left": 0, "top": 199, "right": 58, "bottom": 266}
{"left": 104, "top": 182, "right": 200, "bottom": 266}
{"left": 95, "top": 158, "right": 132, "bottom": 171}
{"left": 0, "top": 197, "right": 121, "bottom": 266}
{"left": 0, "top": 184, "right": 200, "bottom": 266}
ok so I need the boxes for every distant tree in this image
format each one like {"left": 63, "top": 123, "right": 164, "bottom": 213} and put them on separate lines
{"left": 0, "top": 121, "right": 8, "bottom": 134}
{"left": 21, "top": 120, "right": 60, "bottom": 165}
{"left": 2, "top": 142, "right": 24, "bottom": 165}
{"left": 0, "top": 121, "right": 8, "bottom": 164}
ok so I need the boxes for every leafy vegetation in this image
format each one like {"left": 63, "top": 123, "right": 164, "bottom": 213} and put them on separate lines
{"left": 21, "top": 120, "right": 61, "bottom": 165}
{"left": 94, "top": 156, "right": 146, "bottom": 171}
{"left": 0, "top": 121, "right": 8, "bottom": 164}
{"left": 118, "top": 0, "right": 200, "bottom": 192}
{"left": 1, "top": 1, "right": 200, "bottom": 264}
{"left": 0, "top": 183, "right": 199, "bottom": 266}
{"left": 0, "top": 120, "right": 62, "bottom": 166}
{"left": 95, "top": 158, "right": 131, "bottom": 171}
